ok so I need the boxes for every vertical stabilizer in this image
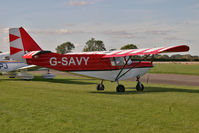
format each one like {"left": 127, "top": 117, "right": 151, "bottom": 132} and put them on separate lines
{"left": 9, "top": 27, "right": 42, "bottom": 62}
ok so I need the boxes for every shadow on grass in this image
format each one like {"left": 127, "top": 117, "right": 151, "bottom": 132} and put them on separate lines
{"left": 90, "top": 86, "right": 199, "bottom": 95}
{"left": 4, "top": 76, "right": 97, "bottom": 85}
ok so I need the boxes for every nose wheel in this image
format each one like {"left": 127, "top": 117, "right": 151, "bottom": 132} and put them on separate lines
{"left": 136, "top": 76, "right": 144, "bottom": 91}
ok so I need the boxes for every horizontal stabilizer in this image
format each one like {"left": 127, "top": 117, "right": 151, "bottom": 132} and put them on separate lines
{"left": 23, "top": 50, "right": 51, "bottom": 59}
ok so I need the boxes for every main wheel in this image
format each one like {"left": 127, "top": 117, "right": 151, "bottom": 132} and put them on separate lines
{"left": 9, "top": 76, "right": 16, "bottom": 78}
{"left": 116, "top": 84, "right": 125, "bottom": 92}
{"left": 136, "top": 82, "right": 144, "bottom": 91}
{"left": 97, "top": 84, "right": 104, "bottom": 91}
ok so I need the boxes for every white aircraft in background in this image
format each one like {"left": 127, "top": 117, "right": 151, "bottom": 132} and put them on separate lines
{"left": 0, "top": 52, "right": 35, "bottom": 79}
{"left": 0, "top": 51, "right": 55, "bottom": 80}
{"left": 0, "top": 28, "right": 56, "bottom": 79}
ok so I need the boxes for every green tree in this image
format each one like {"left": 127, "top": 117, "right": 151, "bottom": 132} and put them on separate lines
{"left": 158, "top": 55, "right": 170, "bottom": 59}
{"left": 56, "top": 42, "right": 75, "bottom": 54}
{"left": 170, "top": 54, "right": 183, "bottom": 59}
{"left": 83, "top": 38, "right": 106, "bottom": 52}
{"left": 193, "top": 55, "right": 199, "bottom": 60}
{"left": 120, "top": 44, "right": 137, "bottom": 50}
{"left": 182, "top": 54, "right": 192, "bottom": 60}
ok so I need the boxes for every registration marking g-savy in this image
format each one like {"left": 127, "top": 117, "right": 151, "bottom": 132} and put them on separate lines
{"left": 49, "top": 57, "right": 90, "bottom": 66}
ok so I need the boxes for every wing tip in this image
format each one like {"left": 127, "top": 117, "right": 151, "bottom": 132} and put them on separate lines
{"left": 162, "top": 45, "right": 190, "bottom": 53}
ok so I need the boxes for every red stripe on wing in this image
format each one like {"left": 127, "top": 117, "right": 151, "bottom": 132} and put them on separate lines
{"left": 102, "top": 45, "right": 189, "bottom": 58}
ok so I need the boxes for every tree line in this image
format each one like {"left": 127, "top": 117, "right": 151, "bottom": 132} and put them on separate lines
{"left": 55, "top": 38, "right": 199, "bottom": 61}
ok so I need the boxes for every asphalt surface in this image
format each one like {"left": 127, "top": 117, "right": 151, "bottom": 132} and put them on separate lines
{"left": 40, "top": 70, "right": 199, "bottom": 86}
{"left": 130, "top": 73, "right": 199, "bottom": 86}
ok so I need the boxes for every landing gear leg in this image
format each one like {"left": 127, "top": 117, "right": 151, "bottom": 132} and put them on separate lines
{"left": 97, "top": 80, "right": 105, "bottom": 91}
{"left": 136, "top": 76, "right": 144, "bottom": 91}
{"left": 42, "top": 69, "right": 55, "bottom": 79}
{"left": 116, "top": 80, "right": 125, "bottom": 92}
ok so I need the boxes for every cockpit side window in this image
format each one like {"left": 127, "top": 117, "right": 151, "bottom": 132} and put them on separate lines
{"left": 110, "top": 57, "right": 125, "bottom": 66}
{"left": 110, "top": 58, "right": 116, "bottom": 66}
{"left": 2, "top": 56, "right": 10, "bottom": 61}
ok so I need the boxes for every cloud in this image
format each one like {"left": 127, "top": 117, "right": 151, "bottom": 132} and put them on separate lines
{"left": 190, "top": 3, "right": 199, "bottom": 9}
{"left": 0, "top": 28, "right": 9, "bottom": 34}
{"left": 144, "top": 30, "right": 177, "bottom": 36}
{"left": 29, "top": 29, "right": 68, "bottom": 34}
{"left": 89, "top": 0, "right": 103, "bottom": 4}
{"left": 68, "top": 0, "right": 89, "bottom": 6}
{"left": 2, "top": 37, "right": 8, "bottom": 44}
{"left": 68, "top": 0, "right": 102, "bottom": 6}
{"left": 135, "top": 0, "right": 166, "bottom": 5}
{"left": 124, "top": 9, "right": 153, "bottom": 15}
{"left": 163, "top": 36, "right": 186, "bottom": 42}
{"left": 29, "top": 28, "right": 89, "bottom": 35}
{"left": 102, "top": 28, "right": 177, "bottom": 40}
{"left": 189, "top": 3, "right": 199, "bottom": 15}
{"left": 103, "top": 30, "right": 134, "bottom": 39}
{"left": 1, "top": 27, "right": 72, "bottom": 35}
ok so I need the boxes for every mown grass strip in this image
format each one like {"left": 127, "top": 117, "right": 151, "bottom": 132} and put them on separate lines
{"left": 150, "top": 63, "right": 199, "bottom": 75}
{"left": 0, "top": 75, "right": 198, "bottom": 133}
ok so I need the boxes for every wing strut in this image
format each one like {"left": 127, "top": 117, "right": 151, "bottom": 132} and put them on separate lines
{"left": 114, "top": 55, "right": 150, "bottom": 81}
{"left": 114, "top": 56, "right": 131, "bottom": 81}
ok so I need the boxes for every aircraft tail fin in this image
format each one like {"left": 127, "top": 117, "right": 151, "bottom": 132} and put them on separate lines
{"left": 9, "top": 27, "right": 42, "bottom": 62}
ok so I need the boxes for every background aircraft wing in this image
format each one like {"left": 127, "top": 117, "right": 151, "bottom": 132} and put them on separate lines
{"left": 16, "top": 65, "right": 37, "bottom": 70}
{"left": 102, "top": 45, "right": 189, "bottom": 58}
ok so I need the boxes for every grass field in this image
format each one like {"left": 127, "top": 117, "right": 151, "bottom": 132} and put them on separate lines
{"left": 0, "top": 74, "right": 199, "bottom": 133}
{"left": 149, "top": 63, "right": 199, "bottom": 75}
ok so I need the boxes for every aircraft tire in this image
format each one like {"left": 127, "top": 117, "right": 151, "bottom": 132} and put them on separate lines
{"left": 97, "top": 84, "right": 104, "bottom": 91}
{"left": 9, "top": 76, "right": 16, "bottom": 78}
{"left": 136, "top": 82, "right": 144, "bottom": 91}
{"left": 116, "top": 84, "right": 125, "bottom": 92}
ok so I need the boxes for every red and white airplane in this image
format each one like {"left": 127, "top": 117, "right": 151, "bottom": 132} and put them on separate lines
{"left": 9, "top": 27, "right": 189, "bottom": 92}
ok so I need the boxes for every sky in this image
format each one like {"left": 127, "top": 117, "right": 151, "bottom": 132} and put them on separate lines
{"left": 0, "top": 0, "right": 199, "bottom": 55}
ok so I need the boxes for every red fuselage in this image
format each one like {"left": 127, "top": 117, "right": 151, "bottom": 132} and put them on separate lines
{"left": 26, "top": 52, "right": 153, "bottom": 72}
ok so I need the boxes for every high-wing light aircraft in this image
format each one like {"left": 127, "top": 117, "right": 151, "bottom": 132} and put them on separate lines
{"left": 9, "top": 27, "right": 189, "bottom": 92}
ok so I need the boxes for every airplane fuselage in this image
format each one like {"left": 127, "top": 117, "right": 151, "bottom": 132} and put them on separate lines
{"left": 0, "top": 61, "right": 27, "bottom": 72}
{"left": 26, "top": 52, "right": 153, "bottom": 81}
{"left": 0, "top": 52, "right": 27, "bottom": 72}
